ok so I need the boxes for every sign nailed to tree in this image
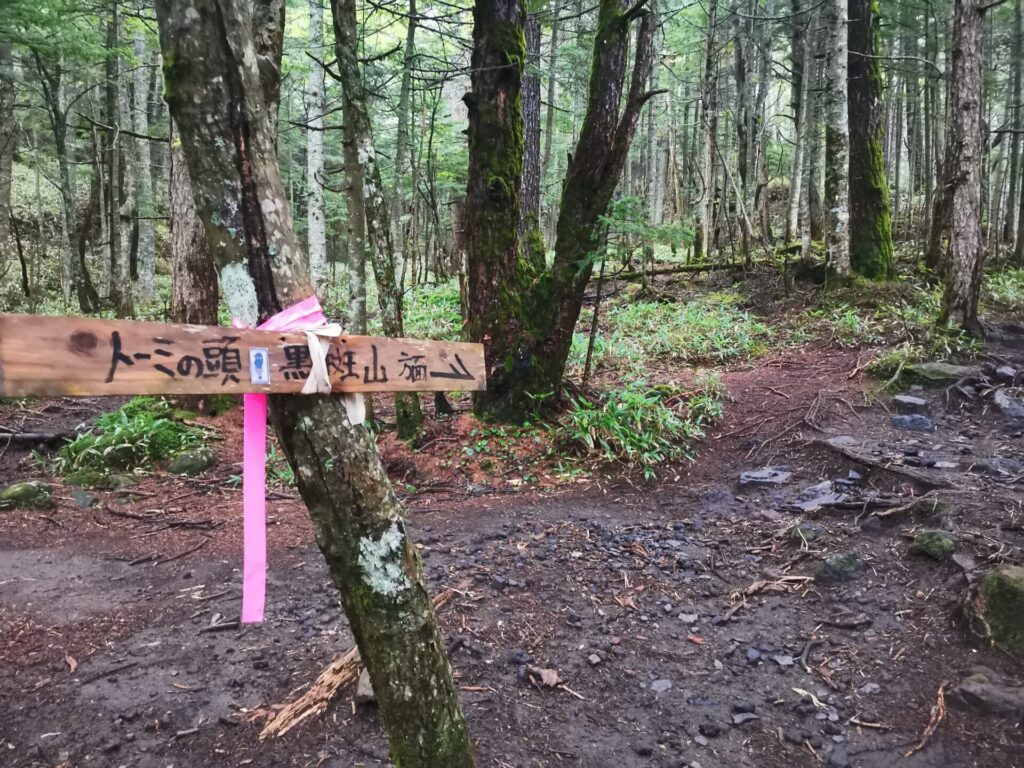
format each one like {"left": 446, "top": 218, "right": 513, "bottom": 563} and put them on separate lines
{"left": 0, "top": 314, "right": 486, "bottom": 398}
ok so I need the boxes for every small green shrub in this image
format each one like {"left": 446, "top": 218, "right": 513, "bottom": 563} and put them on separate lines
{"left": 53, "top": 397, "right": 211, "bottom": 475}
{"left": 555, "top": 380, "right": 722, "bottom": 479}
{"left": 984, "top": 268, "right": 1024, "bottom": 313}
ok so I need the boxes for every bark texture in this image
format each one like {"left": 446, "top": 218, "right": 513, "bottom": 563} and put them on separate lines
{"left": 306, "top": 0, "right": 327, "bottom": 293}
{"left": 696, "top": 0, "right": 719, "bottom": 260}
{"left": 331, "top": 0, "right": 423, "bottom": 437}
{"left": 824, "top": 0, "right": 850, "bottom": 277}
{"left": 520, "top": 12, "right": 544, "bottom": 268}
{"left": 133, "top": 28, "right": 156, "bottom": 303}
{"left": 847, "top": 0, "right": 893, "bottom": 279}
{"left": 155, "top": 1, "right": 474, "bottom": 765}
{"left": 0, "top": 39, "right": 14, "bottom": 251}
{"left": 466, "top": 0, "right": 657, "bottom": 420}
{"left": 940, "top": 0, "right": 986, "bottom": 334}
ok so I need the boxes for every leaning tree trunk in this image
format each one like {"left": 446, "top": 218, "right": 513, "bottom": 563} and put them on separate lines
{"left": 940, "top": 0, "right": 987, "bottom": 335}
{"left": 847, "top": 0, "right": 893, "bottom": 279}
{"left": 155, "top": 1, "right": 474, "bottom": 765}
{"left": 823, "top": 0, "right": 851, "bottom": 278}
{"left": 133, "top": 27, "right": 156, "bottom": 304}
{"left": 331, "top": 0, "right": 423, "bottom": 438}
{"left": 469, "top": 0, "right": 658, "bottom": 421}
{"left": 306, "top": 0, "right": 327, "bottom": 294}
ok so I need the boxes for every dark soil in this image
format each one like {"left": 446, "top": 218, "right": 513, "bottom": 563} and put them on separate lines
{"left": 3, "top": 334, "right": 1024, "bottom": 767}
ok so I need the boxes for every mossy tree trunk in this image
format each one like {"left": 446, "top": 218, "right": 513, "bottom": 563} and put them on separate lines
{"left": 463, "top": 0, "right": 530, "bottom": 421}
{"left": 465, "top": 0, "right": 657, "bottom": 422}
{"left": 520, "top": 12, "right": 544, "bottom": 269}
{"left": 939, "top": 0, "right": 987, "bottom": 336}
{"left": 331, "top": 0, "right": 423, "bottom": 438}
{"left": 155, "top": 1, "right": 474, "bottom": 764}
{"left": 847, "top": 0, "right": 893, "bottom": 279}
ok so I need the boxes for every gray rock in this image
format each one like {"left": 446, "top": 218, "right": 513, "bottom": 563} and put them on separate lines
{"left": 772, "top": 654, "right": 795, "bottom": 668}
{"left": 791, "top": 522, "right": 827, "bottom": 543}
{"left": 907, "top": 361, "right": 980, "bottom": 381}
{"left": 731, "top": 713, "right": 761, "bottom": 726}
{"left": 994, "top": 389, "right": 1024, "bottom": 419}
{"left": 678, "top": 612, "right": 699, "bottom": 624}
{"left": 0, "top": 481, "right": 53, "bottom": 510}
{"left": 587, "top": 653, "right": 603, "bottom": 667}
{"left": 631, "top": 740, "right": 654, "bottom": 757}
{"left": 950, "top": 668, "right": 1024, "bottom": 716}
{"left": 893, "top": 394, "right": 930, "bottom": 414}
{"left": 71, "top": 488, "right": 98, "bottom": 508}
{"left": 746, "top": 647, "right": 761, "bottom": 664}
{"left": 739, "top": 466, "right": 792, "bottom": 487}
{"left": 979, "top": 566, "right": 1024, "bottom": 656}
{"left": 817, "top": 554, "right": 866, "bottom": 582}
{"left": 165, "top": 447, "right": 217, "bottom": 476}
{"left": 973, "top": 456, "right": 1024, "bottom": 476}
{"left": 355, "top": 667, "right": 376, "bottom": 704}
{"left": 650, "top": 678, "right": 672, "bottom": 693}
{"left": 826, "top": 748, "right": 851, "bottom": 768}
{"left": 858, "top": 682, "right": 880, "bottom": 695}
{"left": 891, "top": 414, "right": 935, "bottom": 432}
{"left": 995, "top": 365, "right": 1018, "bottom": 384}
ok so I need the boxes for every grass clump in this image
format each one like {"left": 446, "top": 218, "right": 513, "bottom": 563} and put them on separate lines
{"left": 984, "top": 268, "right": 1024, "bottom": 313}
{"left": 578, "top": 295, "right": 770, "bottom": 376}
{"left": 53, "top": 397, "right": 211, "bottom": 475}
{"left": 554, "top": 378, "right": 723, "bottom": 480}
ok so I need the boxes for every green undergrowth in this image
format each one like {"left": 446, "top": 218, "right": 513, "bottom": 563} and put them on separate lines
{"left": 789, "top": 277, "right": 982, "bottom": 383}
{"left": 53, "top": 397, "right": 213, "bottom": 479}
{"left": 984, "top": 268, "right": 1024, "bottom": 314}
{"left": 569, "top": 293, "right": 771, "bottom": 379}
{"left": 554, "top": 376, "right": 724, "bottom": 480}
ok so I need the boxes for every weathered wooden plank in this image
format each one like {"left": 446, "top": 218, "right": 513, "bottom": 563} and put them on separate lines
{"left": 0, "top": 314, "right": 486, "bottom": 397}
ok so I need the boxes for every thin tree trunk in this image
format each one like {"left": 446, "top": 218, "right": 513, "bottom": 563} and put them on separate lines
{"left": 133, "top": 27, "right": 156, "bottom": 303}
{"left": 520, "top": 11, "right": 544, "bottom": 267}
{"left": 105, "top": 1, "right": 132, "bottom": 316}
{"left": 847, "top": 0, "right": 893, "bottom": 278}
{"left": 306, "top": 0, "right": 327, "bottom": 294}
{"left": 331, "top": 0, "right": 423, "bottom": 438}
{"left": 35, "top": 55, "right": 100, "bottom": 312}
{"left": 1005, "top": 0, "right": 1022, "bottom": 245}
{"left": 696, "top": 0, "right": 719, "bottom": 260}
{"left": 824, "top": 0, "right": 851, "bottom": 277}
{"left": 541, "top": 4, "right": 559, "bottom": 182}
{"left": 940, "top": 0, "right": 987, "bottom": 335}
{"left": 0, "top": 39, "right": 15, "bottom": 251}
{"left": 785, "top": 0, "right": 810, "bottom": 242}
{"left": 807, "top": 27, "right": 825, "bottom": 242}
{"left": 390, "top": 0, "right": 416, "bottom": 275}
{"left": 156, "top": 2, "right": 474, "bottom": 764}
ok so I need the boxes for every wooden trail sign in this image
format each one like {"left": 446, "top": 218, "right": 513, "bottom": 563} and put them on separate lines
{"left": 0, "top": 314, "right": 486, "bottom": 398}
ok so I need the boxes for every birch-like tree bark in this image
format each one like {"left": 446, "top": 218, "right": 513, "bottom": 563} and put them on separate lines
{"left": 1005, "top": 0, "right": 1022, "bottom": 247}
{"left": 785, "top": 3, "right": 811, "bottom": 243}
{"left": 105, "top": 1, "right": 131, "bottom": 316}
{"left": 133, "top": 28, "right": 156, "bottom": 304}
{"left": 940, "top": 0, "right": 986, "bottom": 334}
{"left": 823, "top": 0, "right": 850, "bottom": 277}
{"left": 306, "top": 0, "right": 327, "bottom": 294}
{"left": 391, "top": 0, "right": 416, "bottom": 268}
{"left": 155, "top": 2, "right": 474, "bottom": 764}
{"left": 331, "top": 0, "right": 423, "bottom": 438}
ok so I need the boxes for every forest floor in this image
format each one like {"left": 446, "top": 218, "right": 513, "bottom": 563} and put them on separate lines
{"left": 2, "top": 273, "right": 1024, "bottom": 768}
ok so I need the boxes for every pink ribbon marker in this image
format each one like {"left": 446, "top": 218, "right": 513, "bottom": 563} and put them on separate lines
{"left": 235, "top": 295, "right": 329, "bottom": 624}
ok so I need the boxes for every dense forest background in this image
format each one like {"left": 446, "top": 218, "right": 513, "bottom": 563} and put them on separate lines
{"left": 0, "top": 0, "right": 1021, "bottom": 387}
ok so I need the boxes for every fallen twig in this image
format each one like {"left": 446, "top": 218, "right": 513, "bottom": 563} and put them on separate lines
{"left": 260, "top": 583, "right": 463, "bottom": 740}
{"left": 813, "top": 440, "right": 953, "bottom": 489}
{"left": 905, "top": 681, "right": 948, "bottom": 757}
{"left": 78, "top": 660, "right": 138, "bottom": 685}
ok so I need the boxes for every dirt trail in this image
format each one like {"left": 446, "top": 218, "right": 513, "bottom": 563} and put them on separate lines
{"left": 2, "top": 343, "right": 1023, "bottom": 768}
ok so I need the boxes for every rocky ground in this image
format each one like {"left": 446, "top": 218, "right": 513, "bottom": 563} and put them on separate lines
{"left": 2, "top": 332, "right": 1024, "bottom": 768}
